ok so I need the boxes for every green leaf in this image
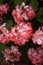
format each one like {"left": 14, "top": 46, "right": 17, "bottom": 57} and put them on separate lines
{"left": 36, "top": 14, "right": 43, "bottom": 23}
{"left": 0, "top": 43, "right": 6, "bottom": 51}
{"left": 14, "top": 0, "right": 26, "bottom": 5}
{"left": 6, "top": 20, "right": 14, "bottom": 30}
{"left": 0, "top": 0, "right": 3, "bottom": 4}
{"left": 29, "top": 0, "right": 38, "bottom": 11}
{"left": 8, "top": 0, "right": 15, "bottom": 8}
{"left": 39, "top": 8, "right": 43, "bottom": 15}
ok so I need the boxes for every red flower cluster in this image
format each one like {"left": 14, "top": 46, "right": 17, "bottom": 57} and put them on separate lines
{"left": 9, "top": 22, "right": 33, "bottom": 45}
{"left": 27, "top": 47, "right": 43, "bottom": 65}
{"left": 0, "top": 23, "right": 10, "bottom": 44}
{"left": 12, "top": 2, "right": 35, "bottom": 24}
{"left": 0, "top": 22, "right": 32, "bottom": 45}
{"left": 0, "top": 3, "right": 9, "bottom": 16}
{"left": 32, "top": 26, "right": 43, "bottom": 48}
{"left": 2, "top": 46, "right": 21, "bottom": 62}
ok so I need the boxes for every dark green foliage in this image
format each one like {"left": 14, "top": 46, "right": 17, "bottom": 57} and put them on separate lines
{"left": 29, "top": 0, "right": 38, "bottom": 11}
{"left": 36, "top": 14, "right": 43, "bottom": 23}
{"left": 38, "top": 8, "right": 43, "bottom": 15}
{"left": 6, "top": 20, "right": 14, "bottom": 30}
{"left": 0, "top": 43, "right": 6, "bottom": 51}
{"left": 0, "top": 0, "right": 3, "bottom": 4}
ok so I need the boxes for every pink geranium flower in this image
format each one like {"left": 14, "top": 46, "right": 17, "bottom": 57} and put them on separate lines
{"left": 2, "top": 46, "right": 22, "bottom": 62}
{"left": 32, "top": 26, "right": 43, "bottom": 48}
{"left": 12, "top": 2, "right": 35, "bottom": 24}
{"left": 0, "top": 3, "right": 9, "bottom": 16}
{"left": 9, "top": 22, "right": 33, "bottom": 45}
{"left": 27, "top": 47, "right": 43, "bottom": 64}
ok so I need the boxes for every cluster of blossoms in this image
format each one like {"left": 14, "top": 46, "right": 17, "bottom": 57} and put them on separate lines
{"left": 12, "top": 2, "right": 35, "bottom": 24}
{"left": 0, "top": 2, "right": 43, "bottom": 65}
{"left": 0, "top": 3, "right": 9, "bottom": 44}
{"left": 0, "top": 3, "right": 9, "bottom": 16}
{"left": 0, "top": 3, "right": 9, "bottom": 22}
{"left": 10, "top": 22, "right": 33, "bottom": 45}
{"left": 32, "top": 26, "right": 43, "bottom": 48}
{"left": 2, "top": 46, "right": 21, "bottom": 62}
{"left": 27, "top": 47, "right": 43, "bottom": 65}
{"left": 0, "top": 2, "right": 35, "bottom": 46}
{"left": 0, "top": 22, "right": 32, "bottom": 45}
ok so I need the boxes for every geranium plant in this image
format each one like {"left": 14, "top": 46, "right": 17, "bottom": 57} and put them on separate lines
{"left": 0, "top": 0, "right": 43, "bottom": 65}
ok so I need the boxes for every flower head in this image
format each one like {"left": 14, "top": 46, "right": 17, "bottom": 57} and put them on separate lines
{"left": 10, "top": 22, "right": 33, "bottom": 45}
{"left": 12, "top": 2, "right": 35, "bottom": 24}
{"left": 0, "top": 3, "right": 9, "bottom": 16}
{"left": 27, "top": 47, "right": 43, "bottom": 64}
{"left": 2, "top": 46, "right": 22, "bottom": 62}
{"left": 32, "top": 26, "right": 43, "bottom": 48}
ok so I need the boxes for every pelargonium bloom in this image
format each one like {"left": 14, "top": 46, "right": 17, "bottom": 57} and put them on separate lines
{"left": 0, "top": 3, "right": 9, "bottom": 16}
{"left": 2, "top": 46, "right": 22, "bottom": 62}
{"left": 12, "top": 6, "right": 23, "bottom": 24}
{"left": 12, "top": 2, "right": 35, "bottom": 24}
{"left": 27, "top": 47, "right": 43, "bottom": 65}
{"left": 32, "top": 26, "right": 43, "bottom": 48}
{"left": 23, "top": 5, "right": 35, "bottom": 20}
{"left": 0, "top": 34, "right": 9, "bottom": 44}
{"left": 0, "top": 23, "right": 10, "bottom": 44}
{"left": 9, "top": 22, "right": 33, "bottom": 46}
{"left": 21, "top": 2, "right": 35, "bottom": 20}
